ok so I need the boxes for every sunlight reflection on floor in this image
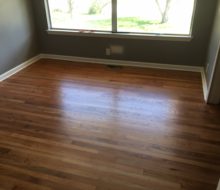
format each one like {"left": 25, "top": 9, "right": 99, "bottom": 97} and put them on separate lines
{"left": 58, "top": 81, "right": 179, "bottom": 134}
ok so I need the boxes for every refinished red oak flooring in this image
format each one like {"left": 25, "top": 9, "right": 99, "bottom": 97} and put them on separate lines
{"left": 0, "top": 59, "right": 220, "bottom": 190}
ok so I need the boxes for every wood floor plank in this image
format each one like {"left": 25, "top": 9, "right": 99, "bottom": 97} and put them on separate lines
{"left": 0, "top": 59, "right": 219, "bottom": 190}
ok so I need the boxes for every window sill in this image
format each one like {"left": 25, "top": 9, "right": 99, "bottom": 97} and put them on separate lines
{"left": 47, "top": 29, "right": 193, "bottom": 42}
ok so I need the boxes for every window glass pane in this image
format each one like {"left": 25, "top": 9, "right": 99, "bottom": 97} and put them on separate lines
{"left": 48, "top": 0, "right": 111, "bottom": 31}
{"left": 117, "top": 0, "right": 195, "bottom": 35}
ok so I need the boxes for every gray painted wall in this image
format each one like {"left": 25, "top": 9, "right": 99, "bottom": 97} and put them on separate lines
{"left": 32, "top": 0, "right": 217, "bottom": 66}
{"left": 208, "top": 57, "right": 220, "bottom": 104}
{"left": 0, "top": 0, "right": 39, "bottom": 75}
{"left": 205, "top": 0, "right": 220, "bottom": 104}
{"left": 205, "top": 0, "right": 220, "bottom": 88}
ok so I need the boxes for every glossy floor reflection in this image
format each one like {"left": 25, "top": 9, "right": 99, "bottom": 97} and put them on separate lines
{"left": 0, "top": 59, "right": 219, "bottom": 190}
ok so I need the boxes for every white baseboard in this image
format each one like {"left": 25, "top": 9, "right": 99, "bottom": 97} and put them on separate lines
{"left": 0, "top": 55, "right": 41, "bottom": 82}
{"left": 40, "top": 54, "right": 203, "bottom": 73}
{"left": 217, "top": 179, "right": 220, "bottom": 190}
{"left": 201, "top": 69, "right": 209, "bottom": 102}
{"left": 0, "top": 53, "right": 207, "bottom": 102}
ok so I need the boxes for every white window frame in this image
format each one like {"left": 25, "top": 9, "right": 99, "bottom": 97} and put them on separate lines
{"left": 44, "top": 0, "right": 197, "bottom": 41}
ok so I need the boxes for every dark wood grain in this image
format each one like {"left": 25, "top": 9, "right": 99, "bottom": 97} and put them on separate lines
{"left": 0, "top": 59, "right": 219, "bottom": 190}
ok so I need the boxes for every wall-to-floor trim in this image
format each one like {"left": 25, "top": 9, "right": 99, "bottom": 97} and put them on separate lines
{"left": 0, "top": 55, "right": 41, "bottom": 82}
{"left": 201, "top": 69, "right": 209, "bottom": 102}
{"left": 40, "top": 54, "right": 203, "bottom": 73}
{"left": 0, "top": 53, "right": 207, "bottom": 102}
{"left": 217, "top": 179, "right": 220, "bottom": 190}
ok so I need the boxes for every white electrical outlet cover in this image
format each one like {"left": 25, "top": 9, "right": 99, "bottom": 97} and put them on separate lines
{"left": 110, "top": 45, "right": 124, "bottom": 54}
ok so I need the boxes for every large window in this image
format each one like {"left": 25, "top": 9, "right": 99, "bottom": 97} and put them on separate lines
{"left": 45, "top": 0, "right": 196, "bottom": 36}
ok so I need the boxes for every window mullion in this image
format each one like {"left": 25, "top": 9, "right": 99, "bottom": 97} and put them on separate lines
{"left": 44, "top": 0, "right": 53, "bottom": 29}
{"left": 112, "top": 0, "right": 117, "bottom": 33}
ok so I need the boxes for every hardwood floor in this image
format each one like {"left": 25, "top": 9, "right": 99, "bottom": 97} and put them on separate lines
{"left": 0, "top": 59, "right": 220, "bottom": 190}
